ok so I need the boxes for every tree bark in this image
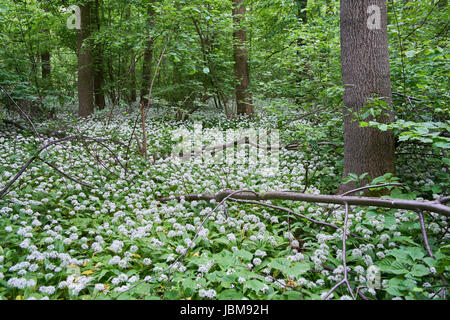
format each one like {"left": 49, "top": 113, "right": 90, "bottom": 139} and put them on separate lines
{"left": 339, "top": 0, "right": 395, "bottom": 193}
{"left": 38, "top": 0, "right": 51, "bottom": 91}
{"left": 126, "top": 7, "right": 137, "bottom": 104}
{"left": 92, "top": 0, "right": 106, "bottom": 110}
{"left": 295, "top": 0, "right": 308, "bottom": 104}
{"left": 158, "top": 189, "right": 450, "bottom": 217}
{"left": 41, "top": 52, "right": 51, "bottom": 83}
{"left": 78, "top": 2, "right": 94, "bottom": 117}
{"left": 140, "top": 1, "right": 155, "bottom": 106}
{"left": 232, "top": 0, "right": 253, "bottom": 116}
{"left": 129, "top": 52, "right": 137, "bottom": 104}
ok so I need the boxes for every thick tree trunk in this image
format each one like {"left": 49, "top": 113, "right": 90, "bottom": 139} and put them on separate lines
{"left": 232, "top": 0, "right": 253, "bottom": 116}
{"left": 338, "top": 0, "right": 395, "bottom": 193}
{"left": 92, "top": 0, "right": 106, "bottom": 110}
{"left": 140, "top": 1, "right": 155, "bottom": 106}
{"left": 78, "top": 2, "right": 94, "bottom": 117}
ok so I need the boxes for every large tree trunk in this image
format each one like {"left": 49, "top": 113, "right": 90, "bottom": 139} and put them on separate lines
{"left": 232, "top": 0, "right": 253, "bottom": 116}
{"left": 78, "top": 2, "right": 94, "bottom": 117}
{"left": 140, "top": 1, "right": 155, "bottom": 106}
{"left": 92, "top": 0, "right": 106, "bottom": 110}
{"left": 338, "top": 0, "right": 395, "bottom": 193}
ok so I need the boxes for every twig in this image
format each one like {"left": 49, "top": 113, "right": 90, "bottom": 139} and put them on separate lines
{"left": 227, "top": 198, "right": 355, "bottom": 236}
{"left": 417, "top": 210, "right": 434, "bottom": 259}
{"left": 322, "top": 202, "right": 355, "bottom": 300}
{"left": 392, "top": 92, "right": 425, "bottom": 102}
{"left": 438, "top": 196, "right": 450, "bottom": 204}
{"left": 39, "top": 157, "right": 93, "bottom": 188}
{"left": 340, "top": 183, "right": 404, "bottom": 196}
{"left": 140, "top": 36, "right": 171, "bottom": 160}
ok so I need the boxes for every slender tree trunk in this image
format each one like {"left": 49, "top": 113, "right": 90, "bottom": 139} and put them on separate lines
{"left": 41, "top": 52, "right": 51, "bottom": 84}
{"left": 92, "top": 0, "right": 106, "bottom": 110}
{"left": 232, "top": 0, "right": 253, "bottom": 116}
{"left": 78, "top": 2, "right": 94, "bottom": 117}
{"left": 40, "top": 1, "right": 51, "bottom": 90}
{"left": 140, "top": 1, "right": 155, "bottom": 106}
{"left": 126, "top": 7, "right": 137, "bottom": 104}
{"left": 338, "top": 0, "right": 395, "bottom": 193}
{"left": 129, "top": 52, "right": 137, "bottom": 104}
{"left": 295, "top": 0, "right": 308, "bottom": 104}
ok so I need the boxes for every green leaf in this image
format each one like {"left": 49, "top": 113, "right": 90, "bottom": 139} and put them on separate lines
{"left": 285, "top": 262, "right": 311, "bottom": 277}
{"left": 220, "top": 274, "right": 236, "bottom": 288}
{"left": 217, "top": 289, "right": 244, "bottom": 300}
{"left": 234, "top": 249, "right": 253, "bottom": 261}
{"left": 245, "top": 279, "right": 266, "bottom": 292}
{"left": 282, "top": 291, "right": 303, "bottom": 300}
{"left": 164, "top": 289, "right": 181, "bottom": 299}
{"left": 269, "top": 258, "right": 290, "bottom": 273}
{"left": 386, "top": 285, "right": 404, "bottom": 297}
{"left": 433, "top": 141, "right": 450, "bottom": 149}
{"left": 410, "top": 264, "right": 430, "bottom": 277}
{"left": 406, "top": 247, "right": 425, "bottom": 261}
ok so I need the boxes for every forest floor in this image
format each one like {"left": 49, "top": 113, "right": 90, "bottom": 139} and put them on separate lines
{"left": 0, "top": 105, "right": 448, "bottom": 300}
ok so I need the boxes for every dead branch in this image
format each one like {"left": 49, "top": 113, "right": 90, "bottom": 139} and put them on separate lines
{"left": 340, "top": 183, "right": 404, "bottom": 196}
{"left": 39, "top": 157, "right": 93, "bottom": 188}
{"left": 158, "top": 189, "right": 450, "bottom": 217}
{"left": 322, "top": 202, "right": 355, "bottom": 300}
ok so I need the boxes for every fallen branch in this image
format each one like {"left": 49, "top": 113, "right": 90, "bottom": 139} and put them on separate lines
{"left": 340, "top": 183, "right": 404, "bottom": 196}
{"left": 227, "top": 197, "right": 355, "bottom": 236}
{"left": 39, "top": 157, "right": 93, "bottom": 188}
{"left": 158, "top": 189, "right": 450, "bottom": 216}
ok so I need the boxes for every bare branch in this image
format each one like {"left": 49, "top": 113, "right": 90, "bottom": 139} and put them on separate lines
{"left": 340, "top": 183, "right": 404, "bottom": 196}
{"left": 159, "top": 189, "right": 450, "bottom": 216}
{"left": 417, "top": 210, "right": 434, "bottom": 259}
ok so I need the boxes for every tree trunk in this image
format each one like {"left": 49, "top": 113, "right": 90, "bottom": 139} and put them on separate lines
{"left": 92, "top": 0, "right": 106, "bottom": 110}
{"left": 338, "top": 0, "right": 395, "bottom": 193}
{"left": 78, "top": 2, "right": 94, "bottom": 117}
{"left": 41, "top": 52, "right": 51, "bottom": 84}
{"left": 295, "top": 0, "right": 308, "bottom": 104}
{"left": 129, "top": 52, "right": 137, "bottom": 104}
{"left": 232, "top": 0, "right": 253, "bottom": 116}
{"left": 140, "top": 1, "right": 155, "bottom": 106}
{"left": 126, "top": 7, "right": 137, "bottom": 104}
{"left": 38, "top": 0, "right": 51, "bottom": 92}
